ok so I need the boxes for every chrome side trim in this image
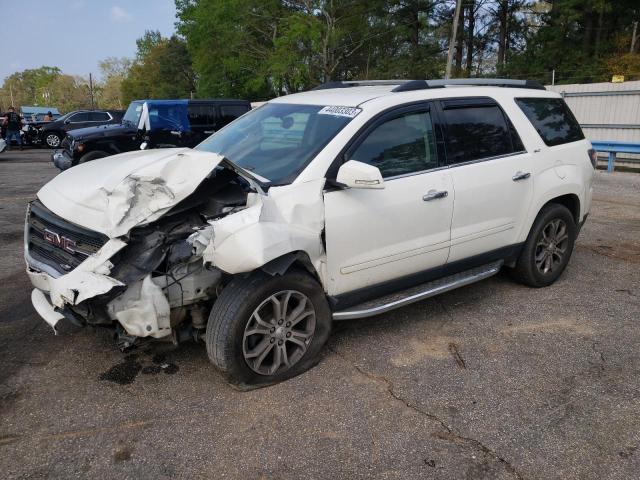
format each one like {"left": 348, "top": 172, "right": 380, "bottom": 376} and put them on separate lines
{"left": 446, "top": 150, "right": 528, "bottom": 169}
{"left": 332, "top": 261, "right": 502, "bottom": 320}
{"left": 381, "top": 151, "right": 529, "bottom": 182}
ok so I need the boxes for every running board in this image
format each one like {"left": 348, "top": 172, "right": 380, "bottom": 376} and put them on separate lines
{"left": 332, "top": 261, "right": 503, "bottom": 320}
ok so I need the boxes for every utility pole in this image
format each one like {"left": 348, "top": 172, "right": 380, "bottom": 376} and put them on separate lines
{"left": 9, "top": 82, "right": 14, "bottom": 106}
{"left": 446, "top": 0, "right": 463, "bottom": 79}
{"left": 89, "top": 73, "right": 95, "bottom": 110}
{"left": 552, "top": 69, "right": 555, "bottom": 86}
{"left": 631, "top": 21, "right": 638, "bottom": 53}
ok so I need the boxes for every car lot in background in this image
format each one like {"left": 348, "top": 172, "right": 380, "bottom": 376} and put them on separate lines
{"left": 38, "top": 109, "right": 124, "bottom": 148}
{"left": 18, "top": 107, "right": 63, "bottom": 146}
{"left": 0, "top": 148, "right": 638, "bottom": 478}
{"left": 52, "top": 98, "right": 251, "bottom": 169}
{"left": 20, "top": 106, "right": 61, "bottom": 123}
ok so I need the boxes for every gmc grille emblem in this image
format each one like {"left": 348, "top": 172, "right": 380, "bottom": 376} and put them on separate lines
{"left": 43, "top": 228, "right": 77, "bottom": 254}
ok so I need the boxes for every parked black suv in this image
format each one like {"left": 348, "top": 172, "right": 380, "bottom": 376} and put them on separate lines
{"left": 39, "top": 110, "right": 124, "bottom": 148}
{"left": 52, "top": 99, "right": 251, "bottom": 170}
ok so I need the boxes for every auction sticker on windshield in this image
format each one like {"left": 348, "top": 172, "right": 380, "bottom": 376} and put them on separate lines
{"left": 318, "top": 106, "right": 361, "bottom": 118}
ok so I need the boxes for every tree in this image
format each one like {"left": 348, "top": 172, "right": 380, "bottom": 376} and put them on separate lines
{"left": 0, "top": 66, "right": 94, "bottom": 112}
{"left": 97, "top": 57, "right": 132, "bottom": 109}
{"left": 506, "top": 0, "right": 640, "bottom": 84}
{"left": 121, "top": 32, "right": 196, "bottom": 103}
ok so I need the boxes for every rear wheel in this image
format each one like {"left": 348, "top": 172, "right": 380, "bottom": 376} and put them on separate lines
{"left": 44, "top": 132, "right": 62, "bottom": 148}
{"left": 205, "top": 270, "right": 331, "bottom": 389}
{"left": 510, "top": 203, "right": 577, "bottom": 287}
{"left": 78, "top": 150, "right": 108, "bottom": 164}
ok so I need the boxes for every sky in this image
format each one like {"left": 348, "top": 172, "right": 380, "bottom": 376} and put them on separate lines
{"left": 0, "top": 0, "right": 177, "bottom": 82}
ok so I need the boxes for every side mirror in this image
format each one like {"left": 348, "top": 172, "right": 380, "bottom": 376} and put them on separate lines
{"left": 64, "top": 119, "right": 71, "bottom": 124}
{"left": 336, "top": 160, "right": 385, "bottom": 189}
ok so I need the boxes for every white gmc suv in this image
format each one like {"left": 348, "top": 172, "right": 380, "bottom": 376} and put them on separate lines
{"left": 25, "top": 79, "right": 595, "bottom": 387}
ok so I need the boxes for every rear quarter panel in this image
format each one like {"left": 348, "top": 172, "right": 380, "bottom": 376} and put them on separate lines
{"left": 519, "top": 139, "right": 593, "bottom": 242}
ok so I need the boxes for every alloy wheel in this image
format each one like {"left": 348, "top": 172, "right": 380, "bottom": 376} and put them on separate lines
{"left": 46, "top": 134, "right": 60, "bottom": 148}
{"left": 242, "top": 290, "right": 316, "bottom": 375}
{"left": 535, "top": 218, "right": 569, "bottom": 274}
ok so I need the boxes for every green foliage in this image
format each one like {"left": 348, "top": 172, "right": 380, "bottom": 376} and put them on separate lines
{"left": 175, "top": 0, "right": 451, "bottom": 99}
{"left": 3, "top": 0, "right": 640, "bottom": 111}
{"left": 121, "top": 31, "right": 196, "bottom": 104}
{"left": 506, "top": 0, "right": 640, "bottom": 84}
{"left": 97, "top": 57, "right": 132, "bottom": 109}
{"left": 0, "top": 66, "right": 93, "bottom": 112}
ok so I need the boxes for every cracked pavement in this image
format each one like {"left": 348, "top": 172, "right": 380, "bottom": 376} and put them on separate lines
{"left": 1, "top": 150, "right": 639, "bottom": 479}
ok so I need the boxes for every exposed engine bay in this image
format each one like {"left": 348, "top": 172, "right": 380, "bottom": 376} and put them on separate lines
{"left": 25, "top": 149, "right": 326, "bottom": 350}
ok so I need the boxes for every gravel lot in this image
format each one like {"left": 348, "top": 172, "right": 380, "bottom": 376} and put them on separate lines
{"left": 1, "top": 149, "right": 638, "bottom": 479}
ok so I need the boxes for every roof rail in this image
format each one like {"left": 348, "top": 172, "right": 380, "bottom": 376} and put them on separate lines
{"left": 311, "top": 78, "right": 545, "bottom": 92}
{"left": 392, "top": 78, "right": 545, "bottom": 92}
{"left": 312, "top": 80, "right": 412, "bottom": 90}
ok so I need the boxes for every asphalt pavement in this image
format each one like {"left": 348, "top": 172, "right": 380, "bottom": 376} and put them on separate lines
{"left": 1, "top": 148, "right": 638, "bottom": 479}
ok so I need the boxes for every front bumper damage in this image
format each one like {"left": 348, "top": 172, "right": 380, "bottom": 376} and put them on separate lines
{"left": 26, "top": 148, "right": 327, "bottom": 342}
{"left": 25, "top": 236, "right": 167, "bottom": 336}
{"left": 26, "top": 233, "right": 222, "bottom": 338}
{"left": 51, "top": 150, "right": 74, "bottom": 170}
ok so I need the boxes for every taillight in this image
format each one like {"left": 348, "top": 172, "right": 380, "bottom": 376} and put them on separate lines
{"left": 588, "top": 148, "right": 597, "bottom": 169}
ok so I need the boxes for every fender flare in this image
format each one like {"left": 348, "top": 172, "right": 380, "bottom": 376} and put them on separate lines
{"left": 260, "top": 251, "right": 320, "bottom": 280}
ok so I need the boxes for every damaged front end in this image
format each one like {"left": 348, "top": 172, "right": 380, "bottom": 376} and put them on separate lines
{"left": 25, "top": 153, "right": 256, "bottom": 348}
{"left": 25, "top": 146, "right": 328, "bottom": 351}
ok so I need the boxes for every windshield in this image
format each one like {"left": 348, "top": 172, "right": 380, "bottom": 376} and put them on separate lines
{"left": 122, "top": 101, "right": 144, "bottom": 126}
{"left": 196, "top": 103, "right": 359, "bottom": 184}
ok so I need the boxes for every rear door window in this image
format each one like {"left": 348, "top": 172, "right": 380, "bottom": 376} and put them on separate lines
{"left": 441, "top": 99, "right": 522, "bottom": 164}
{"left": 188, "top": 104, "right": 217, "bottom": 127}
{"left": 220, "top": 105, "right": 250, "bottom": 124}
{"left": 90, "top": 112, "right": 110, "bottom": 122}
{"left": 515, "top": 98, "right": 584, "bottom": 146}
{"left": 69, "top": 112, "right": 90, "bottom": 123}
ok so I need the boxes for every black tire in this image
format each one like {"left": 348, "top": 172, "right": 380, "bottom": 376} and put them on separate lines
{"left": 206, "top": 269, "right": 332, "bottom": 389}
{"left": 509, "top": 203, "right": 577, "bottom": 287}
{"left": 44, "top": 132, "right": 62, "bottom": 149}
{"left": 78, "top": 150, "right": 109, "bottom": 164}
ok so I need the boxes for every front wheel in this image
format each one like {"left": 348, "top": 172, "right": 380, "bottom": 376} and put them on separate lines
{"left": 78, "top": 150, "right": 109, "bottom": 164}
{"left": 509, "top": 203, "right": 577, "bottom": 287}
{"left": 205, "top": 270, "right": 331, "bottom": 389}
{"left": 44, "top": 132, "right": 62, "bottom": 148}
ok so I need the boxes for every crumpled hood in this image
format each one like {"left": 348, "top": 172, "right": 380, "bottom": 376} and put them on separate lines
{"left": 38, "top": 148, "right": 224, "bottom": 238}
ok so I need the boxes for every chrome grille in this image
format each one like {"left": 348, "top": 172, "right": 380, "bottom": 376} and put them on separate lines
{"left": 26, "top": 200, "right": 108, "bottom": 275}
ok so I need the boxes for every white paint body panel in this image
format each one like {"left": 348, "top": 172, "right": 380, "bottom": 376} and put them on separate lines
{"left": 37, "top": 148, "right": 224, "bottom": 238}
{"left": 324, "top": 170, "right": 453, "bottom": 295}
{"left": 447, "top": 152, "right": 534, "bottom": 262}
{"left": 26, "top": 83, "right": 594, "bottom": 338}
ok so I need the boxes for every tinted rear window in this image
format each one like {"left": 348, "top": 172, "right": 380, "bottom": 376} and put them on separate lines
{"left": 442, "top": 101, "right": 522, "bottom": 163}
{"left": 90, "top": 112, "right": 110, "bottom": 121}
{"left": 515, "top": 98, "right": 584, "bottom": 146}
{"left": 188, "top": 104, "right": 217, "bottom": 127}
{"left": 70, "top": 112, "right": 89, "bottom": 122}
{"left": 220, "top": 105, "right": 250, "bottom": 124}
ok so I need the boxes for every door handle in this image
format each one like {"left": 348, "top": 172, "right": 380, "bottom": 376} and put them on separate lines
{"left": 512, "top": 171, "right": 531, "bottom": 181}
{"left": 423, "top": 190, "right": 448, "bottom": 201}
